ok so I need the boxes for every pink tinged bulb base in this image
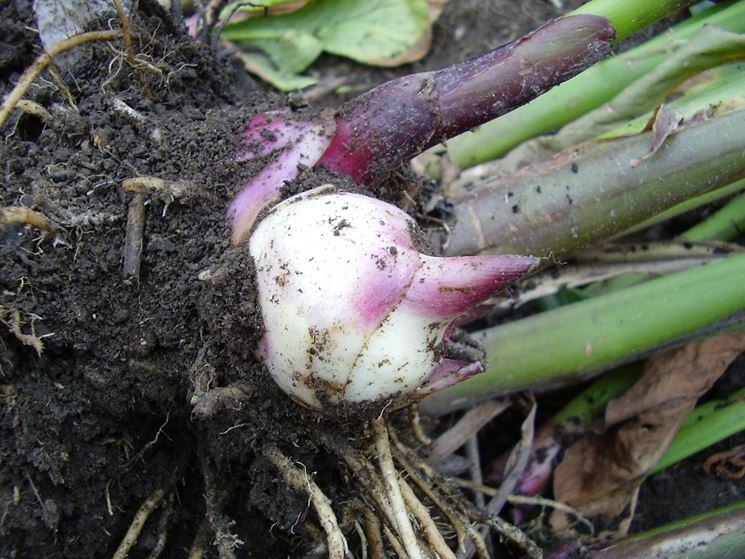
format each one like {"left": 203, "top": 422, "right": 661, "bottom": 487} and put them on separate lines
{"left": 229, "top": 111, "right": 334, "bottom": 244}
{"left": 248, "top": 186, "right": 537, "bottom": 409}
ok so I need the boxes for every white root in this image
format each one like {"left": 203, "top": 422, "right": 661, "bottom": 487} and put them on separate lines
{"left": 371, "top": 417, "right": 425, "bottom": 559}
{"left": 399, "top": 476, "right": 457, "bottom": 559}
{"left": 263, "top": 445, "right": 346, "bottom": 559}
{"left": 112, "top": 488, "right": 165, "bottom": 559}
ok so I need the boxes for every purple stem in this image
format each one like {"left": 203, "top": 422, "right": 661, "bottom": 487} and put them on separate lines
{"left": 317, "top": 14, "right": 615, "bottom": 185}
{"left": 229, "top": 15, "right": 615, "bottom": 242}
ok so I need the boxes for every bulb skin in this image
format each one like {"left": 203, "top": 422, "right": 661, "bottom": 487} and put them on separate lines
{"left": 249, "top": 186, "right": 536, "bottom": 409}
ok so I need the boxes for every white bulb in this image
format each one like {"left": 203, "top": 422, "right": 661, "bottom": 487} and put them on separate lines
{"left": 249, "top": 186, "right": 536, "bottom": 409}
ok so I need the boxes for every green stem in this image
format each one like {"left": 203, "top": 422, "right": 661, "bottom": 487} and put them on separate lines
{"left": 682, "top": 192, "right": 745, "bottom": 242}
{"left": 553, "top": 364, "right": 642, "bottom": 426}
{"left": 652, "top": 387, "right": 745, "bottom": 474}
{"left": 586, "top": 501, "right": 745, "bottom": 559}
{"left": 441, "top": 108, "right": 745, "bottom": 258}
{"left": 622, "top": 178, "right": 745, "bottom": 236}
{"left": 571, "top": 0, "right": 692, "bottom": 41}
{"left": 421, "top": 253, "right": 745, "bottom": 415}
{"left": 445, "top": 1, "right": 745, "bottom": 167}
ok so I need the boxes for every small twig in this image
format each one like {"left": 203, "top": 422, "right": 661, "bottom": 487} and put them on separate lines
{"left": 458, "top": 397, "right": 537, "bottom": 559}
{"left": 0, "top": 207, "right": 51, "bottom": 231}
{"left": 302, "top": 76, "right": 349, "bottom": 102}
{"left": 105, "top": 480, "right": 115, "bottom": 516}
{"left": 112, "top": 488, "right": 166, "bottom": 559}
{"left": 429, "top": 400, "right": 510, "bottom": 461}
{"left": 123, "top": 193, "right": 146, "bottom": 282}
{"left": 398, "top": 476, "right": 457, "bottom": 559}
{"left": 371, "top": 417, "right": 424, "bottom": 559}
{"left": 0, "top": 30, "right": 121, "bottom": 129}
{"left": 112, "top": 0, "right": 136, "bottom": 66}
{"left": 466, "top": 438, "right": 486, "bottom": 510}
{"left": 122, "top": 176, "right": 191, "bottom": 202}
{"left": 112, "top": 98, "right": 147, "bottom": 126}
{"left": 466, "top": 436, "right": 493, "bottom": 557}
{"left": 263, "top": 445, "right": 346, "bottom": 559}
{"left": 484, "top": 397, "right": 536, "bottom": 517}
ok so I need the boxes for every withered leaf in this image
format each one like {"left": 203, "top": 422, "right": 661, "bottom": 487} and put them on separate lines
{"left": 551, "top": 330, "right": 745, "bottom": 541}
{"left": 629, "top": 104, "right": 684, "bottom": 167}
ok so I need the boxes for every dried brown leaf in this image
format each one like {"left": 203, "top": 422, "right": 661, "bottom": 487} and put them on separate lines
{"left": 629, "top": 104, "right": 684, "bottom": 167}
{"left": 551, "top": 330, "right": 745, "bottom": 541}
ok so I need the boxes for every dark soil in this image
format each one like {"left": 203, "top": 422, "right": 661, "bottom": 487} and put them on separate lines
{"left": 1, "top": 1, "right": 742, "bottom": 558}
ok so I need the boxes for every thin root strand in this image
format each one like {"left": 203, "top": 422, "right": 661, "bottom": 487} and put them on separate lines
{"left": 371, "top": 417, "right": 425, "bottom": 559}
{"left": 263, "top": 445, "right": 346, "bottom": 559}
{"left": 112, "top": 488, "right": 166, "bottom": 559}
{"left": 487, "top": 515, "right": 542, "bottom": 559}
{"left": 399, "top": 475, "right": 457, "bottom": 559}
{"left": 362, "top": 504, "right": 385, "bottom": 559}
{"left": 0, "top": 30, "right": 122, "bottom": 129}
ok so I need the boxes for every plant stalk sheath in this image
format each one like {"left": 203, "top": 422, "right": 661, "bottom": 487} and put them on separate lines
{"left": 440, "top": 109, "right": 745, "bottom": 257}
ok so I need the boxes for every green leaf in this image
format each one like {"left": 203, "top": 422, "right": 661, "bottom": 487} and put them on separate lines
{"left": 241, "top": 52, "right": 318, "bottom": 91}
{"left": 250, "top": 30, "right": 323, "bottom": 74}
{"left": 223, "top": 0, "right": 429, "bottom": 77}
{"left": 652, "top": 387, "right": 745, "bottom": 474}
{"left": 314, "top": 0, "right": 429, "bottom": 64}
